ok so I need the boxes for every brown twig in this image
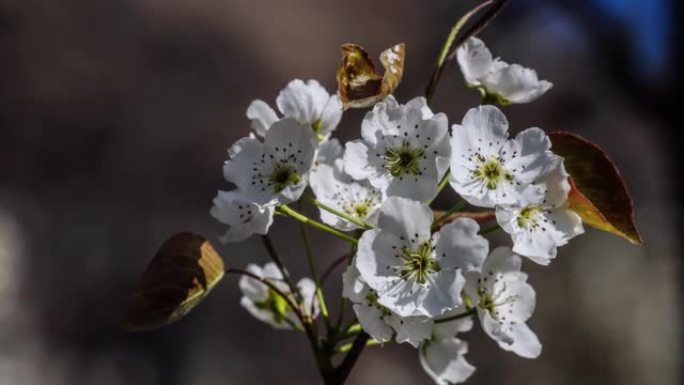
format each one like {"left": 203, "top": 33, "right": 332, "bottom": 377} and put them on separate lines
{"left": 323, "top": 332, "right": 370, "bottom": 385}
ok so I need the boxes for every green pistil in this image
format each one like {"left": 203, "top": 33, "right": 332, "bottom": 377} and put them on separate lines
{"left": 269, "top": 162, "right": 301, "bottom": 193}
{"left": 343, "top": 201, "right": 371, "bottom": 220}
{"left": 478, "top": 292, "right": 496, "bottom": 315}
{"left": 384, "top": 141, "right": 425, "bottom": 177}
{"left": 472, "top": 158, "right": 513, "bottom": 190}
{"left": 311, "top": 119, "right": 327, "bottom": 142}
{"left": 255, "top": 288, "right": 291, "bottom": 325}
{"left": 399, "top": 241, "right": 440, "bottom": 285}
{"left": 516, "top": 206, "right": 541, "bottom": 228}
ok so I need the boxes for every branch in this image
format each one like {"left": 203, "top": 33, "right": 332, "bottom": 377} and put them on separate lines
{"left": 324, "top": 332, "right": 371, "bottom": 385}
{"left": 425, "top": 0, "right": 510, "bottom": 103}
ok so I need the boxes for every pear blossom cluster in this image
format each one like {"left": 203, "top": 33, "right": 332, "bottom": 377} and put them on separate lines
{"left": 211, "top": 38, "right": 585, "bottom": 384}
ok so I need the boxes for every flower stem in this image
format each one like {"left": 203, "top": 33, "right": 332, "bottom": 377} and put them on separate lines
{"left": 427, "top": 170, "right": 451, "bottom": 205}
{"left": 336, "top": 335, "right": 380, "bottom": 353}
{"left": 305, "top": 195, "right": 372, "bottom": 230}
{"left": 297, "top": 202, "right": 330, "bottom": 320}
{"left": 432, "top": 200, "right": 468, "bottom": 229}
{"left": 434, "top": 308, "right": 476, "bottom": 324}
{"left": 425, "top": 0, "right": 509, "bottom": 104}
{"left": 277, "top": 205, "right": 358, "bottom": 245}
{"left": 480, "top": 223, "right": 501, "bottom": 235}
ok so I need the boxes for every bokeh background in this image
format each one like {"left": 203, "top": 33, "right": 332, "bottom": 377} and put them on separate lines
{"left": 1, "top": 0, "right": 681, "bottom": 384}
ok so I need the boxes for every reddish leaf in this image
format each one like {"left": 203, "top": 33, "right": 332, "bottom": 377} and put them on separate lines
{"left": 336, "top": 43, "right": 405, "bottom": 109}
{"left": 120, "top": 232, "right": 225, "bottom": 331}
{"left": 549, "top": 132, "right": 643, "bottom": 245}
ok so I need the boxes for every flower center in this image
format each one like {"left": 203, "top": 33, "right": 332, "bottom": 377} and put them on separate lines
{"left": 343, "top": 201, "right": 372, "bottom": 220}
{"left": 383, "top": 141, "right": 425, "bottom": 177}
{"left": 516, "top": 205, "right": 541, "bottom": 229}
{"left": 399, "top": 241, "right": 440, "bottom": 284}
{"left": 269, "top": 162, "right": 301, "bottom": 193}
{"left": 255, "top": 288, "right": 291, "bottom": 324}
{"left": 471, "top": 157, "right": 513, "bottom": 190}
{"left": 478, "top": 292, "right": 497, "bottom": 315}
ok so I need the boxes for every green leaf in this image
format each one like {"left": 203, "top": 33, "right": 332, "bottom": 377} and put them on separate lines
{"left": 549, "top": 132, "right": 643, "bottom": 245}
{"left": 120, "top": 232, "right": 225, "bottom": 331}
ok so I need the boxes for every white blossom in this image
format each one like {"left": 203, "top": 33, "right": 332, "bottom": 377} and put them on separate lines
{"left": 465, "top": 247, "right": 542, "bottom": 358}
{"left": 355, "top": 197, "right": 489, "bottom": 318}
{"left": 247, "top": 79, "right": 342, "bottom": 141}
{"left": 496, "top": 162, "right": 584, "bottom": 264}
{"left": 210, "top": 190, "right": 275, "bottom": 243}
{"left": 449, "top": 105, "right": 562, "bottom": 208}
{"left": 223, "top": 117, "right": 317, "bottom": 205}
{"left": 343, "top": 96, "right": 451, "bottom": 202}
{"left": 309, "top": 159, "right": 383, "bottom": 231}
{"left": 457, "top": 37, "right": 552, "bottom": 105}
{"left": 419, "top": 306, "right": 475, "bottom": 385}
{"left": 239, "top": 262, "right": 318, "bottom": 330}
{"left": 420, "top": 338, "right": 476, "bottom": 385}
{"left": 342, "top": 264, "right": 433, "bottom": 347}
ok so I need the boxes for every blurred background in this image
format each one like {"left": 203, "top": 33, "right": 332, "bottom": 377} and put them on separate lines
{"left": 0, "top": 0, "right": 681, "bottom": 384}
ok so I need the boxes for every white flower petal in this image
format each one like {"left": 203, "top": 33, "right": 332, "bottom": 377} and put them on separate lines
{"left": 420, "top": 338, "right": 476, "bottom": 385}
{"left": 498, "top": 322, "right": 542, "bottom": 359}
{"left": 246, "top": 99, "right": 278, "bottom": 137}
{"left": 506, "top": 127, "right": 561, "bottom": 186}
{"left": 276, "top": 79, "right": 329, "bottom": 127}
{"left": 361, "top": 95, "right": 400, "bottom": 145}
{"left": 432, "top": 308, "right": 474, "bottom": 341}
{"left": 310, "top": 162, "right": 382, "bottom": 231}
{"left": 318, "top": 94, "right": 343, "bottom": 138}
{"left": 386, "top": 314, "right": 433, "bottom": 348}
{"left": 405, "top": 96, "right": 435, "bottom": 119}
{"left": 297, "top": 278, "right": 320, "bottom": 319}
{"left": 342, "top": 264, "right": 369, "bottom": 304}
{"left": 479, "top": 308, "right": 514, "bottom": 344}
{"left": 210, "top": 190, "right": 275, "bottom": 243}
{"left": 434, "top": 218, "right": 489, "bottom": 272}
{"left": 481, "top": 246, "right": 523, "bottom": 277}
{"left": 419, "top": 269, "right": 465, "bottom": 317}
{"left": 456, "top": 37, "right": 496, "bottom": 86}
{"left": 484, "top": 63, "right": 552, "bottom": 104}
{"left": 343, "top": 140, "right": 374, "bottom": 181}
{"left": 353, "top": 303, "right": 393, "bottom": 343}
{"left": 376, "top": 197, "right": 433, "bottom": 242}
{"left": 223, "top": 137, "right": 266, "bottom": 190}
{"left": 316, "top": 138, "right": 342, "bottom": 167}
{"left": 356, "top": 229, "right": 405, "bottom": 294}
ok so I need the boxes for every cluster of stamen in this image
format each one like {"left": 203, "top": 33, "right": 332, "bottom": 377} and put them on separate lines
{"left": 374, "top": 122, "right": 439, "bottom": 181}
{"left": 383, "top": 141, "right": 426, "bottom": 178}
{"left": 250, "top": 142, "right": 305, "bottom": 194}
{"left": 388, "top": 237, "right": 441, "bottom": 285}
{"left": 477, "top": 270, "right": 520, "bottom": 333}
{"left": 515, "top": 205, "right": 557, "bottom": 233}
{"left": 471, "top": 155, "right": 514, "bottom": 190}
{"left": 460, "top": 138, "right": 523, "bottom": 195}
